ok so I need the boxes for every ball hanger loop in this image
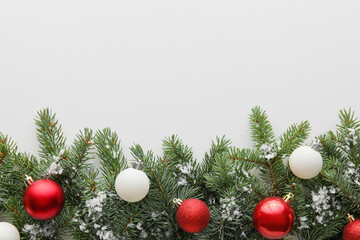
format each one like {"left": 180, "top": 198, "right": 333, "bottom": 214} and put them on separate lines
{"left": 310, "top": 139, "right": 321, "bottom": 151}
{"left": 24, "top": 175, "right": 34, "bottom": 186}
{"left": 173, "top": 198, "right": 183, "bottom": 207}
{"left": 346, "top": 214, "right": 355, "bottom": 223}
{"left": 282, "top": 193, "right": 294, "bottom": 203}
{"left": 133, "top": 161, "right": 143, "bottom": 170}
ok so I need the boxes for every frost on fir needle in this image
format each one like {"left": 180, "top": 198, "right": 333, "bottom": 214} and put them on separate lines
{"left": 176, "top": 162, "right": 192, "bottom": 175}
{"left": 44, "top": 161, "right": 64, "bottom": 176}
{"left": 175, "top": 162, "right": 195, "bottom": 185}
{"left": 340, "top": 127, "right": 359, "bottom": 154}
{"left": 310, "top": 186, "right": 341, "bottom": 225}
{"left": 209, "top": 197, "right": 216, "bottom": 206}
{"left": 136, "top": 222, "right": 143, "bottom": 231}
{"left": 85, "top": 191, "right": 106, "bottom": 217}
{"left": 151, "top": 212, "right": 159, "bottom": 219}
{"left": 298, "top": 216, "right": 309, "bottom": 230}
{"left": 241, "top": 168, "right": 250, "bottom": 178}
{"left": 242, "top": 184, "right": 252, "bottom": 193}
{"left": 177, "top": 177, "right": 188, "bottom": 186}
{"left": 148, "top": 228, "right": 172, "bottom": 239}
{"left": 259, "top": 143, "right": 277, "bottom": 161}
{"left": 76, "top": 191, "right": 117, "bottom": 240}
{"left": 345, "top": 161, "right": 360, "bottom": 186}
{"left": 79, "top": 221, "right": 89, "bottom": 233}
{"left": 23, "top": 223, "right": 55, "bottom": 240}
{"left": 220, "top": 196, "right": 242, "bottom": 221}
{"left": 346, "top": 128, "right": 358, "bottom": 146}
{"left": 96, "top": 226, "right": 116, "bottom": 240}
{"left": 127, "top": 222, "right": 149, "bottom": 239}
{"left": 72, "top": 211, "right": 90, "bottom": 233}
{"left": 141, "top": 219, "right": 172, "bottom": 239}
{"left": 176, "top": 162, "right": 195, "bottom": 177}
{"left": 139, "top": 229, "right": 148, "bottom": 239}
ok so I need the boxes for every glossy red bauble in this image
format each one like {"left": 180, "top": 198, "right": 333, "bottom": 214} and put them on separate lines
{"left": 176, "top": 199, "right": 210, "bottom": 233}
{"left": 253, "top": 197, "right": 294, "bottom": 239}
{"left": 343, "top": 219, "right": 360, "bottom": 240}
{"left": 23, "top": 179, "right": 65, "bottom": 220}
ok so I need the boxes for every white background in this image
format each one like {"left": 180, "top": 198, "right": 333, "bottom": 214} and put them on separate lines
{"left": 1, "top": 1, "right": 360, "bottom": 162}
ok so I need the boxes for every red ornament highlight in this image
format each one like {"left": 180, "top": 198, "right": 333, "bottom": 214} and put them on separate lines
{"left": 343, "top": 214, "right": 360, "bottom": 240}
{"left": 175, "top": 198, "right": 210, "bottom": 233}
{"left": 253, "top": 195, "right": 295, "bottom": 239}
{"left": 23, "top": 179, "right": 65, "bottom": 220}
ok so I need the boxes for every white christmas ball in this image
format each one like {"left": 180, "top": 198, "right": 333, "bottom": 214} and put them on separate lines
{"left": 0, "top": 222, "right": 20, "bottom": 240}
{"left": 289, "top": 146, "right": 323, "bottom": 179}
{"left": 115, "top": 168, "right": 150, "bottom": 202}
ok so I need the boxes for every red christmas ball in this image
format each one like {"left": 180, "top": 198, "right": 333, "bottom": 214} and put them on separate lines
{"left": 343, "top": 219, "right": 360, "bottom": 240}
{"left": 253, "top": 197, "right": 294, "bottom": 239}
{"left": 23, "top": 179, "right": 65, "bottom": 220}
{"left": 176, "top": 199, "right": 210, "bottom": 233}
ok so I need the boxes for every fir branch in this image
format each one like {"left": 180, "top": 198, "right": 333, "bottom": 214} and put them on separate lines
{"left": 35, "top": 108, "right": 66, "bottom": 159}
{"left": 307, "top": 214, "right": 345, "bottom": 240}
{"left": 270, "top": 159, "right": 289, "bottom": 196}
{"left": 201, "top": 136, "right": 231, "bottom": 174}
{"left": 318, "top": 135, "right": 331, "bottom": 158}
{"left": 131, "top": 144, "right": 201, "bottom": 239}
{"left": 95, "top": 128, "right": 128, "bottom": 191}
{"left": 0, "top": 151, "right": 3, "bottom": 165}
{"left": 2, "top": 106, "right": 359, "bottom": 240}
{"left": 89, "top": 171, "right": 98, "bottom": 195}
{"left": 69, "top": 128, "right": 93, "bottom": 179}
{"left": 163, "top": 135, "right": 194, "bottom": 165}
{"left": 2, "top": 153, "right": 39, "bottom": 198}
{"left": 72, "top": 230, "right": 93, "bottom": 240}
{"left": 215, "top": 217, "right": 227, "bottom": 236}
{"left": 229, "top": 147, "right": 265, "bottom": 171}
{"left": 278, "top": 121, "right": 311, "bottom": 156}
{"left": 329, "top": 132, "right": 345, "bottom": 145}
{"left": 131, "top": 145, "right": 169, "bottom": 202}
{"left": 229, "top": 155, "right": 265, "bottom": 165}
{"left": 338, "top": 108, "right": 360, "bottom": 131}
{"left": 8, "top": 202, "right": 24, "bottom": 226}
{"left": 249, "top": 106, "right": 276, "bottom": 148}
{"left": 119, "top": 212, "right": 136, "bottom": 236}
{"left": 72, "top": 129, "right": 92, "bottom": 163}
{"left": 251, "top": 185, "right": 266, "bottom": 199}
{"left": 325, "top": 173, "right": 360, "bottom": 207}
{"left": 267, "top": 161, "right": 279, "bottom": 196}
{"left": 0, "top": 133, "right": 17, "bottom": 165}
{"left": 52, "top": 214, "right": 74, "bottom": 240}
{"left": 204, "top": 153, "right": 236, "bottom": 194}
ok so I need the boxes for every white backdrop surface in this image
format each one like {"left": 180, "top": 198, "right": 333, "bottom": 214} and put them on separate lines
{"left": 1, "top": 1, "right": 360, "bottom": 162}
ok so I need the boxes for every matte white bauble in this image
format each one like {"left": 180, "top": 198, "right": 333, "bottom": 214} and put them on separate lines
{"left": 289, "top": 146, "right": 323, "bottom": 179}
{"left": 115, "top": 168, "right": 150, "bottom": 202}
{"left": 0, "top": 222, "right": 20, "bottom": 240}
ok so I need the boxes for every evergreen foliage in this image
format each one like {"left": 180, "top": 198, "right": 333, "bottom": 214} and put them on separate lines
{"left": 0, "top": 106, "right": 359, "bottom": 239}
{"left": 0, "top": 109, "right": 94, "bottom": 239}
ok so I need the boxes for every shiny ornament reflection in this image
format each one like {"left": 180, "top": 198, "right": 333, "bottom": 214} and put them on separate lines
{"left": 23, "top": 179, "right": 65, "bottom": 220}
{"left": 253, "top": 196, "right": 294, "bottom": 239}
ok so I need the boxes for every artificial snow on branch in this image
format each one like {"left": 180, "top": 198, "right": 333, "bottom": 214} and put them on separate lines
{"left": 0, "top": 106, "right": 359, "bottom": 239}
